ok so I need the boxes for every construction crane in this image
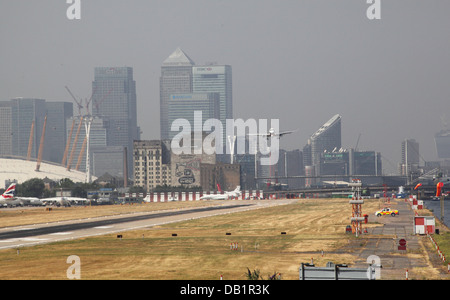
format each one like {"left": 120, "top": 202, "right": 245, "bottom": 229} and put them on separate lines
{"left": 84, "top": 87, "right": 96, "bottom": 116}
{"left": 75, "top": 136, "right": 87, "bottom": 171}
{"left": 65, "top": 86, "right": 84, "bottom": 116}
{"left": 62, "top": 118, "right": 75, "bottom": 166}
{"left": 66, "top": 116, "right": 83, "bottom": 171}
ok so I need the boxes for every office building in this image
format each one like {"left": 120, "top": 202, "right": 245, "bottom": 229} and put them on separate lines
{"left": 399, "top": 138, "right": 420, "bottom": 176}
{"left": 304, "top": 114, "right": 342, "bottom": 177}
{"left": 92, "top": 67, "right": 139, "bottom": 178}
{"left": 9, "top": 98, "right": 46, "bottom": 159}
{"left": 0, "top": 99, "right": 75, "bottom": 167}
{"left": 0, "top": 104, "right": 12, "bottom": 156}
{"left": 133, "top": 140, "right": 172, "bottom": 191}
{"left": 92, "top": 146, "right": 126, "bottom": 178}
{"left": 277, "top": 149, "right": 304, "bottom": 189}
{"left": 44, "top": 102, "right": 73, "bottom": 163}
{"left": 167, "top": 93, "right": 220, "bottom": 140}
{"left": 160, "top": 48, "right": 195, "bottom": 140}
{"left": 160, "top": 49, "right": 233, "bottom": 148}
{"left": 193, "top": 65, "right": 232, "bottom": 146}
{"left": 435, "top": 130, "right": 450, "bottom": 159}
{"left": 134, "top": 138, "right": 242, "bottom": 191}
{"left": 350, "top": 150, "right": 381, "bottom": 176}
{"left": 0, "top": 99, "right": 73, "bottom": 165}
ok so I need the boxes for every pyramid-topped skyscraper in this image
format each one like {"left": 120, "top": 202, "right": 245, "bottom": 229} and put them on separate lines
{"left": 160, "top": 48, "right": 232, "bottom": 148}
{"left": 162, "top": 47, "right": 196, "bottom": 67}
{"left": 160, "top": 48, "right": 196, "bottom": 140}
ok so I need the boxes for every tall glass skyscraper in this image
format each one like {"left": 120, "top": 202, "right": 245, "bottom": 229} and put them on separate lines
{"left": 91, "top": 67, "right": 139, "bottom": 178}
{"left": 435, "top": 130, "right": 450, "bottom": 159}
{"left": 193, "top": 65, "right": 232, "bottom": 146}
{"left": 10, "top": 98, "right": 46, "bottom": 159}
{"left": 304, "top": 114, "right": 342, "bottom": 177}
{"left": 45, "top": 102, "right": 73, "bottom": 163}
{"left": 0, "top": 98, "right": 73, "bottom": 164}
{"left": 160, "top": 48, "right": 232, "bottom": 147}
{"left": 167, "top": 93, "right": 220, "bottom": 140}
{"left": 160, "top": 48, "right": 195, "bottom": 140}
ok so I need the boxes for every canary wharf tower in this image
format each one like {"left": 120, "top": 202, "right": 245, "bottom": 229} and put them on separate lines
{"left": 160, "top": 48, "right": 195, "bottom": 140}
{"left": 92, "top": 67, "right": 139, "bottom": 177}
{"left": 160, "top": 48, "right": 232, "bottom": 144}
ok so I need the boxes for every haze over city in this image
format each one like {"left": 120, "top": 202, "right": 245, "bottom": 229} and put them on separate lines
{"left": 1, "top": 1, "right": 450, "bottom": 174}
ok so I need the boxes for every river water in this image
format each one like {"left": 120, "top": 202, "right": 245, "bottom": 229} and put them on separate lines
{"left": 422, "top": 199, "right": 449, "bottom": 227}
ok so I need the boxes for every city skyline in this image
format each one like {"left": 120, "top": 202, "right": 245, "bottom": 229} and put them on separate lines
{"left": 1, "top": 1, "right": 450, "bottom": 174}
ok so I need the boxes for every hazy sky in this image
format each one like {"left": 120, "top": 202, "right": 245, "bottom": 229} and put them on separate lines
{"left": 1, "top": 1, "right": 449, "bottom": 174}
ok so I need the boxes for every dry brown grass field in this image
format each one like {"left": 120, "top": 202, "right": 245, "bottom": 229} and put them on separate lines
{"left": 0, "top": 198, "right": 389, "bottom": 280}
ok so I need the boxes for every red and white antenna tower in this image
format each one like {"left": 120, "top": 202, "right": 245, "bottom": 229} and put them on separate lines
{"left": 349, "top": 179, "right": 365, "bottom": 236}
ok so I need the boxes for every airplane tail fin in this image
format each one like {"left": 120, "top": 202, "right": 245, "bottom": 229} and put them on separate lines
{"left": 1, "top": 183, "right": 16, "bottom": 200}
{"left": 217, "top": 184, "right": 223, "bottom": 193}
{"left": 235, "top": 186, "right": 240, "bottom": 192}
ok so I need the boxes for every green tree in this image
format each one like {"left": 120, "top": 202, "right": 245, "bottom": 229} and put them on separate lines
{"left": 17, "top": 178, "right": 46, "bottom": 198}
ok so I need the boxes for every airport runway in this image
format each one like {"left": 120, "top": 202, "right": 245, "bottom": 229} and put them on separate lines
{"left": 0, "top": 199, "right": 296, "bottom": 250}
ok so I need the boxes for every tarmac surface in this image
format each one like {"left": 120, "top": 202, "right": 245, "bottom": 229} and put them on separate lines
{"left": 0, "top": 199, "right": 295, "bottom": 250}
{"left": 347, "top": 199, "right": 449, "bottom": 280}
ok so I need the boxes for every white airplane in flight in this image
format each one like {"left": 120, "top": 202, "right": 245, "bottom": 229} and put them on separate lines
{"left": 200, "top": 185, "right": 241, "bottom": 200}
{"left": 249, "top": 128, "right": 298, "bottom": 139}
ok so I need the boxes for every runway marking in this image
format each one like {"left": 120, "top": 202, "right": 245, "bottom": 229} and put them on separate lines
{"left": 0, "top": 237, "right": 49, "bottom": 243}
{"left": 94, "top": 226, "right": 114, "bottom": 229}
{"left": 50, "top": 232, "right": 73, "bottom": 235}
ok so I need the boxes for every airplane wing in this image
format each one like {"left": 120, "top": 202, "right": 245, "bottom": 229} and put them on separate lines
{"left": 66, "top": 197, "right": 89, "bottom": 201}
{"left": 247, "top": 133, "right": 270, "bottom": 137}
{"left": 278, "top": 129, "right": 298, "bottom": 137}
{"left": 17, "top": 197, "right": 40, "bottom": 201}
{"left": 40, "top": 197, "right": 62, "bottom": 203}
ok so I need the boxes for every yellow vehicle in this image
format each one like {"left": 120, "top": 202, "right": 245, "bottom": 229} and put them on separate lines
{"left": 375, "top": 207, "right": 399, "bottom": 217}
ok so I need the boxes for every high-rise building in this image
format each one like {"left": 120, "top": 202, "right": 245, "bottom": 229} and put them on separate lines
{"left": 160, "top": 48, "right": 195, "bottom": 140}
{"left": 400, "top": 138, "right": 420, "bottom": 176}
{"left": 10, "top": 98, "right": 46, "bottom": 159}
{"left": 167, "top": 93, "right": 220, "bottom": 140}
{"left": 304, "top": 114, "right": 342, "bottom": 176}
{"left": 1, "top": 99, "right": 73, "bottom": 165}
{"left": 160, "top": 49, "right": 232, "bottom": 148}
{"left": 193, "top": 65, "right": 232, "bottom": 146}
{"left": 44, "top": 102, "right": 73, "bottom": 163}
{"left": 349, "top": 150, "right": 382, "bottom": 176}
{"left": 133, "top": 140, "right": 172, "bottom": 191}
{"left": 435, "top": 130, "right": 450, "bottom": 159}
{"left": 277, "top": 149, "right": 304, "bottom": 189}
{"left": 92, "top": 67, "right": 139, "bottom": 178}
{"left": 0, "top": 104, "right": 13, "bottom": 156}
